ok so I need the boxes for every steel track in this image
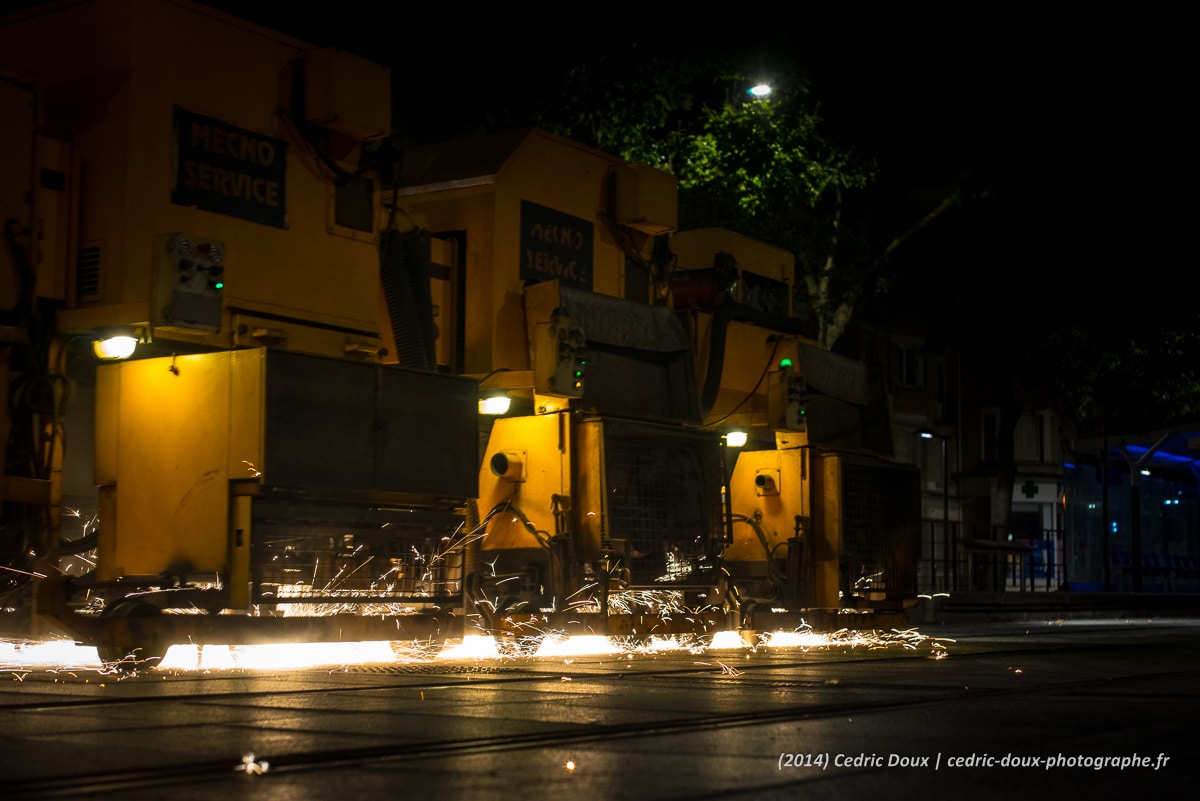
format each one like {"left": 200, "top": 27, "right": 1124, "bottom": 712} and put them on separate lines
{"left": 6, "top": 632, "right": 1199, "bottom": 799}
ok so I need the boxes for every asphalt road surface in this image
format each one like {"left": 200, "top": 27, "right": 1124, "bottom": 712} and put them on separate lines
{"left": 2, "top": 618, "right": 1197, "bottom": 800}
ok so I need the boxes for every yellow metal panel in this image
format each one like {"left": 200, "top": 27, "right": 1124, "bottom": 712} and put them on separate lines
{"left": 300, "top": 48, "right": 390, "bottom": 141}
{"left": 671, "top": 227, "right": 796, "bottom": 286}
{"left": 494, "top": 133, "right": 621, "bottom": 300}
{"left": 228, "top": 348, "right": 265, "bottom": 478}
{"left": 3, "top": 0, "right": 387, "bottom": 339}
{"left": 812, "top": 453, "right": 843, "bottom": 607}
{"left": 574, "top": 418, "right": 605, "bottom": 564}
{"left": 479, "top": 414, "right": 569, "bottom": 551}
{"left": 392, "top": 130, "right": 675, "bottom": 376}
{"left": 727, "top": 448, "right": 809, "bottom": 563}
{"left": 229, "top": 313, "right": 381, "bottom": 361}
{"left": 107, "top": 352, "right": 233, "bottom": 575}
{"left": 131, "top": 2, "right": 383, "bottom": 333}
{"left": 698, "top": 318, "right": 803, "bottom": 430}
{"left": 612, "top": 163, "right": 677, "bottom": 234}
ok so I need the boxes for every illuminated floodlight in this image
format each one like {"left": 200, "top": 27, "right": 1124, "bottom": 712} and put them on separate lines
{"left": 748, "top": 84, "right": 772, "bottom": 98}
{"left": 478, "top": 393, "right": 512, "bottom": 415}
{"left": 93, "top": 335, "right": 138, "bottom": 360}
{"left": 725, "top": 430, "right": 748, "bottom": 448}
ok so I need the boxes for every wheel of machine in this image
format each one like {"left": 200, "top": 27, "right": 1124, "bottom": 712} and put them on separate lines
{"left": 96, "top": 599, "right": 168, "bottom": 668}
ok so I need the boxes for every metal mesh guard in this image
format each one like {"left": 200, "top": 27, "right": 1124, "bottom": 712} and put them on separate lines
{"left": 252, "top": 505, "right": 465, "bottom": 605}
{"left": 602, "top": 420, "right": 723, "bottom": 584}
{"left": 840, "top": 460, "right": 920, "bottom": 597}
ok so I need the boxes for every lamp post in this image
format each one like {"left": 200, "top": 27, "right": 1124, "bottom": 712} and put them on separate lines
{"left": 920, "top": 428, "right": 951, "bottom": 593}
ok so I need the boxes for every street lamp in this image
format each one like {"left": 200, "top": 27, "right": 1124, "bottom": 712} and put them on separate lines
{"left": 919, "top": 428, "right": 951, "bottom": 592}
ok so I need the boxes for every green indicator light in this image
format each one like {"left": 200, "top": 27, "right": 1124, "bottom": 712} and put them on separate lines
{"left": 779, "top": 358, "right": 793, "bottom": 369}
{"left": 214, "top": 282, "right": 224, "bottom": 290}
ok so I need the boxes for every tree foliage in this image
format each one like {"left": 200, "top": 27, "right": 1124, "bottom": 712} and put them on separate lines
{"left": 534, "top": 45, "right": 949, "bottom": 350}
{"left": 1042, "top": 320, "right": 1200, "bottom": 436}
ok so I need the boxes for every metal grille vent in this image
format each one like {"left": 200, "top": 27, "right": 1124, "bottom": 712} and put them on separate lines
{"left": 250, "top": 499, "right": 467, "bottom": 606}
{"left": 601, "top": 420, "right": 723, "bottom": 584}
{"left": 75, "top": 243, "right": 102, "bottom": 302}
{"left": 840, "top": 461, "right": 920, "bottom": 597}
{"left": 254, "top": 526, "right": 463, "bottom": 604}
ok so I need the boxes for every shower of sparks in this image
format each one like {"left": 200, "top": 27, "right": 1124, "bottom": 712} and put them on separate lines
{"left": 159, "top": 640, "right": 401, "bottom": 671}
{"left": 0, "top": 640, "right": 103, "bottom": 669}
{"left": 238, "top": 753, "right": 269, "bottom": 775}
{"left": 633, "top": 635, "right": 678, "bottom": 652}
{"left": 762, "top": 626, "right": 956, "bottom": 656}
{"left": 0, "top": 565, "right": 47, "bottom": 578}
{"left": 1, "top": 625, "right": 954, "bottom": 674}
{"left": 534, "top": 634, "right": 618, "bottom": 658}
{"left": 437, "top": 634, "right": 502, "bottom": 661}
{"left": 765, "top": 629, "right": 847, "bottom": 648}
{"left": 625, "top": 635, "right": 696, "bottom": 653}
{"left": 606, "top": 589, "right": 690, "bottom": 616}
{"left": 708, "top": 630, "right": 750, "bottom": 650}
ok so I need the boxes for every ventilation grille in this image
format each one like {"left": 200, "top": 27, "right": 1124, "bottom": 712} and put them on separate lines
{"left": 601, "top": 420, "right": 723, "bottom": 584}
{"left": 75, "top": 243, "right": 102, "bottom": 303}
{"left": 840, "top": 460, "right": 920, "bottom": 597}
{"left": 250, "top": 497, "right": 467, "bottom": 606}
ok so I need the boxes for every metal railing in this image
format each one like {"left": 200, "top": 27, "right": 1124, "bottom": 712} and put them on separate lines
{"left": 919, "top": 521, "right": 1066, "bottom": 594}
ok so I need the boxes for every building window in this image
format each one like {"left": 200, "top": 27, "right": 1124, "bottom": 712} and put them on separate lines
{"left": 982, "top": 410, "right": 998, "bottom": 464}
{"left": 897, "top": 344, "right": 925, "bottom": 388}
{"left": 1015, "top": 412, "right": 1046, "bottom": 464}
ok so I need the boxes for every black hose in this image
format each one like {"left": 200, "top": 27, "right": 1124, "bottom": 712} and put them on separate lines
{"left": 380, "top": 228, "right": 437, "bottom": 370}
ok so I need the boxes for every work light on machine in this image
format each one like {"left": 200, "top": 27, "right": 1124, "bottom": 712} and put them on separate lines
{"left": 478, "top": 391, "right": 512, "bottom": 416}
{"left": 92, "top": 330, "right": 140, "bottom": 360}
{"left": 724, "top": 430, "right": 748, "bottom": 448}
